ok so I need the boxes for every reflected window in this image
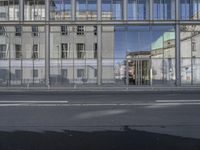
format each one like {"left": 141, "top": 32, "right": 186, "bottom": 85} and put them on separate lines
{"left": 10, "top": 0, "right": 19, "bottom": 20}
{"left": 181, "top": 0, "right": 200, "bottom": 20}
{"left": 0, "top": 0, "right": 19, "bottom": 20}
{"left": 153, "top": 0, "right": 175, "bottom": 20}
{"left": 15, "top": 44, "right": 22, "bottom": 59}
{"left": 15, "top": 25, "right": 21, "bottom": 36}
{"left": 77, "top": 26, "right": 85, "bottom": 35}
{"left": 0, "top": 26, "right": 5, "bottom": 36}
{"left": 24, "top": 0, "right": 45, "bottom": 20}
{"left": 102, "top": 0, "right": 123, "bottom": 20}
{"left": 77, "top": 43, "right": 85, "bottom": 59}
{"left": 128, "top": 0, "right": 149, "bottom": 20}
{"left": 61, "top": 43, "right": 68, "bottom": 59}
{"left": 61, "top": 69, "right": 68, "bottom": 78}
{"left": 33, "top": 44, "right": 39, "bottom": 59}
{"left": 94, "top": 43, "right": 97, "bottom": 59}
{"left": 0, "top": 1, "right": 8, "bottom": 20}
{"left": 15, "top": 70, "right": 21, "bottom": 80}
{"left": 0, "top": 45, "right": 6, "bottom": 59}
{"left": 192, "top": 40, "right": 196, "bottom": 51}
{"left": 76, "top": 0, "right": 97, "bottom": 20}
{"left": 61, "top": 25, "right": 68, "bottom": 35}
{"left": 0, "top": 12, "right": 7, "bottom": 19}
{"left": 32, "top": 25, "right": 39, "bottom": 36}
{"left": 77, "top": 69, "right": 84, "bottom": 78}
{"left": 112, "top": 0, "right": 123, "bottom": 20}
{"left": 94, "top": 25, "right": 97, "bottom": 35}
{"left": 94, "top": 69, "right": 97, "bottom": 77}
{"left": 50, "top": 0, "right": 71, "bottom": 20}
{"left": 33, "top": 69, "right": 38, "bottom": 78}
{"left": 180, "top": 25, "right": 200, "bottom": 84}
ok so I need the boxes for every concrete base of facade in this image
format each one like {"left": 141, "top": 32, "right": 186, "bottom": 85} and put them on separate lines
{"left": 0, "top": 85, "right": 200, "bottom": 92}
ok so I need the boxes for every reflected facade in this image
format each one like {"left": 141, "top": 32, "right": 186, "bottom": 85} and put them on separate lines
{"left": 76, "top": 0, "right": 97, "bottom": 20}
{"left": 180, "top": 0, "right": 200, "bottom": 20}
{"left": 0, "top": 0, "right": 200, "bottom": 88}
{"left": 180, "top": 25, "right": 200, "bottom": 84}
{"left": 128, "top": 0, "right": 149, "bottom": 20}
{"left": 50, "top": 0, "right": 71, "bottom": 20}
{"left": 24, "top": 0, "right": 45, "bottom": 20}
{"left": 102, "top": 0, "right": 123, "bottom": 20}
{"left": 0, "top": 0, "right": 19, "bottom": 20}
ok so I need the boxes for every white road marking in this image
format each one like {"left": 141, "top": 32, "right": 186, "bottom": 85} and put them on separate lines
{"left": 0, "top": 103, "right": 152, "bottom": 107}
{"left": 0, "top": 101, "right": 68, "bottom": 103}
{"left": 146, "top": 100, "right": 200, "bottom": 108}
{"left": 0, "top": 102, "right": 200, "bottom": 107}
{"left": 156, "top": 100, "right": 200, "bottom": 103}
{"left": 145, "top": 103, "right": 200, "bottom": 108}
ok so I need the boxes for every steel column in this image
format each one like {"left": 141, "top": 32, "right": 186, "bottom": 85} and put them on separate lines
{"left": 20, "top": 0, "right": 24, "bottom": 21}
{"left": 150, "top": 0, "right": 153, "bottom": 20}
{"left": 97, "top": 0, "right": 102, "bottom": 85}
{"left": 97, "top": 0, "right": 102, "bottom": 20}
{"left": 72, "top": 0, "right": 76, "bottom": 21}
{"left": 45, "top": 0, "right": 50, "bottom": 87}
{"left": 97, "top": 25, "right": 102, "bottom": 85}
{"left": 123, "top": 0, "right": 127, "bottom": 20}
{"left": 175, "top": 0, "right": 181, "bottom": 86}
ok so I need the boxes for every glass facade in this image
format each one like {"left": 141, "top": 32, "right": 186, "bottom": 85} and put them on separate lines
{"left": 102, "top": 0, "right": 123, "bottom": 20}
{"left": 0, "top": 0, "right": 200, "bottom": 88}
{"left": 0, "top": 26, "right": 45, "bottom": 86}
{"left": 153, "top": 0, "right": 175, "bottom": 20}
{"left": 24, "top": 0, "right": 45, "bottom": 20}
{"left": 180, "top": 25, "right": 200, "bottom": 84}
{"left": 50, "top": 25, "right": 97, "bottom": 86}
{"left": 50, "top": 0, "right": 71, "bottom": 20}
{"left": 102, "top": 25, "right": 175, "bottom": 85}
{"left": 128, "top": 0, "right": 149, "bottom": 20}
{"left": 76, "top": 0, "right": 97, "bottom": 20}
{"left": 180, "top": 0, "right": 200, "bottom": 20}
{"left": 0, "top": 0, "right": 19, "bottom": 20}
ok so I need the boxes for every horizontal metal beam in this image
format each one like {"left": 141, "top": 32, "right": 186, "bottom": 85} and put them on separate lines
{"left": 1, "top": 21, "right": 200, "bottom": 26}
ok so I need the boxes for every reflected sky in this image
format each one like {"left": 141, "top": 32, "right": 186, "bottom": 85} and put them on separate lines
{"left": 49, "top": 0, "right": 200, "bottom": 20}
{"left": 114, "top": 26, "right": 175, "bottom": 59}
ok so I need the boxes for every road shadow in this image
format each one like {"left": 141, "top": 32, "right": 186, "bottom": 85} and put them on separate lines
{"left": 0, "top": 126, "right": 199, "bottom": 150}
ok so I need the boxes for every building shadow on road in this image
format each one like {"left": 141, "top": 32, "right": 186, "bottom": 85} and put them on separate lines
{"left": 0, "top": 126, "right": 199, "bottom": 150}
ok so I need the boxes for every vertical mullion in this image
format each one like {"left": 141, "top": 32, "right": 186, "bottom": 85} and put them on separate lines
{"left": 71, "top": 0, "right": 75, "bottom": 20}
{"left": 8, "top": 0, "right": 10, "bottom": 20}
{"left": 175, "top": 0, "right": 181, "bottom": 86}
{"left": 45, "top": 0, "right": 50, "bottom": 87}
{"left": 123, "top": 0, "right": 127, "bottom": 20}
{"left": 20, "top": 0, "right": 24, "bottom": 21}
{"left": 97, "top": 0, "right": 101, "bottom": 20}
{"left": 150, "top": 0, "right": 153, "bottom": 20}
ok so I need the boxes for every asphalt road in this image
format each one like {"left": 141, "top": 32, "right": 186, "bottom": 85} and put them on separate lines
{"left": 0, "top": 91, "right": 200, "bottom": 150}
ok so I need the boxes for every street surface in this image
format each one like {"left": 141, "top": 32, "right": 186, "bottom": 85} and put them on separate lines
{"left": 0, "top": 91, "right": 200, "bottom": 149}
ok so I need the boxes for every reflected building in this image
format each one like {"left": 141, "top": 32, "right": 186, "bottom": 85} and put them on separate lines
{"left": 0, "top": 0, "right": 200, "bottom": 88}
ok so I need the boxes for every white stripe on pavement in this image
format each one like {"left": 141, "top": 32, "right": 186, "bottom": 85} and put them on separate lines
{"left": 0, "top": 101, "right": 68, "bottom": 103}
{"left": 156, "top": 100, "right": 200, "bottom": 103}
{"left": 0, "top": 102, "right": 200, "bottom": 107}
{"left": 0, "top": 103, "right": 152, "bottom": 107}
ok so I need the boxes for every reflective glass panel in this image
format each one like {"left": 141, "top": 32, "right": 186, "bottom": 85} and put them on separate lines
{"left": 102, "top": 0, "right": 123, "bottom": 20}
{"left": 50, "top": 0, "right": 71, "bottom": 20}
{"left": 24, "top": 0, "right": 45, "bottom": 20}
{"left": 153, "top": 0, "right": 175, "bottom": 20}
{"left": 128, "top": 0, "right": 149, "bottom": 20}
{"left": 181, "top": 0, "right": 200, "bottom": 20}
{"left": 181, "top": 25, "right": 200, "bottom": 84}
{"left": 76, "top": 0, "right": 97, "bottom": 20}
{"left": 0, "top": 0, "right": 19, "bottom": 21}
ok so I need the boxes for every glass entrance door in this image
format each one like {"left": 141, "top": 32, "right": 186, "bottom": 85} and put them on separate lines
{"left": 128, "top": 59, "right": 151, "bottom": 85}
